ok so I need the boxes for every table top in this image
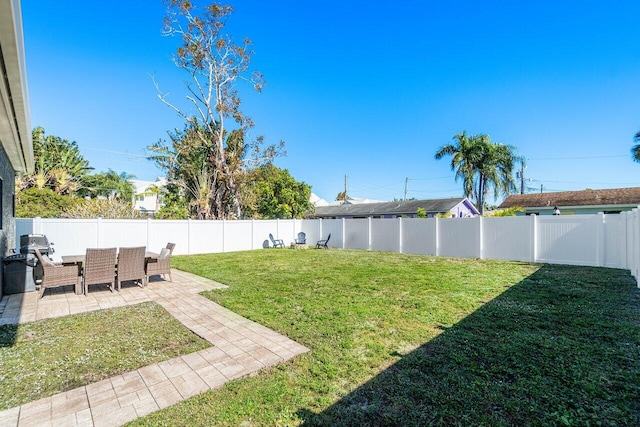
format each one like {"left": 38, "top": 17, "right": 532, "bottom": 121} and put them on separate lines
{"left": 62, "top": 252, "right": 159, "bottom": 264}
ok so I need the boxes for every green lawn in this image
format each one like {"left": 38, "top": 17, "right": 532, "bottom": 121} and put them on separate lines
{"left": 128, "top": 250, "right": 640, "bottom": 426}
{"left": 0, "top": 302, "right": 210, "bottom": 410}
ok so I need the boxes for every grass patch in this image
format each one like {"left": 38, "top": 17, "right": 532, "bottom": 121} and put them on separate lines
{"left": 0, "top": 301, "right": 209, "bottom": 410}
{"left": 129, "top": 250, "right": 640, "bottom": 425}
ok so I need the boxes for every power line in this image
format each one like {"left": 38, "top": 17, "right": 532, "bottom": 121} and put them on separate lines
{"left": 528, "top": 154, "right": 628, "bottom": 161}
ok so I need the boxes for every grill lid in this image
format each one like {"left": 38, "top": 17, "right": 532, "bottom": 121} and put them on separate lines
{"left": 19, "top": 234, "right": 53, "bottom": 254}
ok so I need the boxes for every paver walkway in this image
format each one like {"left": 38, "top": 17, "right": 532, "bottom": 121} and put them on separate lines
{"left": 0, "top": 270, "right": 309, "bottom": 426}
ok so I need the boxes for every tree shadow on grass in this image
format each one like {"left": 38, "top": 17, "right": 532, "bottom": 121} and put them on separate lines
{"left": 298, "top": 265, "right": 640, "bottom": 426}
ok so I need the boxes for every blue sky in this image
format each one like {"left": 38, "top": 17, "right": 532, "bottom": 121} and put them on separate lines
{"left": 21, "top": 0, "right": 640, "bottom": 204}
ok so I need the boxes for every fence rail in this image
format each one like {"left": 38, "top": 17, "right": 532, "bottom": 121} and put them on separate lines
{"left": 17, "top": 210, "right": 640, "bottom": 286}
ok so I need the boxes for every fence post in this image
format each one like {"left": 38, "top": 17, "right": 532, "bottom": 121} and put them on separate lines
{"left": 597, "top": 212, "right": 605, "bottom": 267}
{"left": 34, "top": 216, "right": 42, "bottom": 234}
{"left": 531, "top": 214, "right": 537, "bottom": 263}
{"left": 398, "top": 217, "right": 403, "bottom": 254}
{"left": 319, "top": 218, "right": 323, "bottom": 243}
{"left": 478, "top": 216, "right": 484, "bottom": 259}
{"left": 146, "top": 217, "right": 152, "bottom": 251}
{"left": 435, "top": 217, "right": 440, "bottom": 256}
{"left": 368, "top": 217, "right": 372, "bottom": 250}
{"left": 186, "top": 218, "right": 191, "bottom": 255}
{"left": 631, "top": 208, "right": 640, "bottom": 288}
{"left": 251, "top": 219, "right": 255, "bottom": 250}
{"left": 222, "top": 219, "right": 226, "bottom": 253}
{"left": 342, "top": 218, "right": 346, "bottom": 249}
{"left": 96, "top": 217, "right": 103, "bottom": 248}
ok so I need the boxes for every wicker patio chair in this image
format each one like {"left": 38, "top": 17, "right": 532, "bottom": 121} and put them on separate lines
{"left": 34, "top": 248, "right": 81, "bottom": 298}
{"left": 83, "top": 247, "right": 117, "bottom": 295}
{"left": 116, "top": 246, "right": 147, "bottom": 291}
{"left": 146, "top": 242, "right": 175, "bottom": 282}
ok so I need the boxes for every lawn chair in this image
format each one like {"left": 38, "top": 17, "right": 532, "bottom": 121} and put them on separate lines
{"left": 315, "top": 233, "right": 331, "bottom": 249}
{"left": 83, "top": 247, "right": 117, "bottom": 295}
{"left": 269, "top": 233, "right": 285, "bottom": 248}
{"left": 34, "top": 248, "right": 81, "bottom": 297}
{"left": 146, "top": 242, "right": 175, "bottom": 282}
{"left": 116, "top": 246, "right": 147, "bottom": 290}
{"left": 295, "top": 232, "right": 307, "bottom": 245}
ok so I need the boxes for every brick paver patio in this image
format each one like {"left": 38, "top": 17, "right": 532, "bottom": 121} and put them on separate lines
{"left": 0, "top": 269, "right": 309, "bottom": 426}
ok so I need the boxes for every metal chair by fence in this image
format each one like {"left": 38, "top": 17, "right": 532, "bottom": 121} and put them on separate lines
{"left": 83, "top": 247, "right": 117, "bottom": 295}
{"left": 34, "top": 248, "right": 81, "bottom": 297}
{"left": 295, "top": 232, "right": 307, "bottom": 245}
{"left": 269, "top": 233, "right": 285, "bottom": 248}
{"left": 116, "top": 246, "right": 147, "bottom": 290}
{"left": 316, "top": 233, "right": 331, "bottom": 249}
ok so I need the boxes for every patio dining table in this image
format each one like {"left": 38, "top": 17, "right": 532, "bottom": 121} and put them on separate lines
{"left": 61, "top": 252, "right": 159, "bottom": 294}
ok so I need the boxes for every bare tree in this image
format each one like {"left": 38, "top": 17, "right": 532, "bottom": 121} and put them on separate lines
{"left": 154, "top": 1, "right": 282, "bottom": 219}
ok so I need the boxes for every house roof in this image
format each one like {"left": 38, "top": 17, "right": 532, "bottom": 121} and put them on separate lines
{"left": 499, "top": 187, "right": 640, "bottom": 209}
{"left": 131, "top": 178, "right": 167, "bottom": 195}
{"left": 0, "top": 0, "right": 33, "bottom": 173}
{"left": 314, "top": 197, "right": 476, "bottom": 218}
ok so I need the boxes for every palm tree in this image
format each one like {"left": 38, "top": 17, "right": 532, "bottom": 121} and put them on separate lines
{"left": 19, "top": 127, "right": 93, "bottom": 195}
{"left": 434, "top": 131, "right": 480, "bottom": 199}
{"left": 632, "top": 131, "right": 640, "bottom": 163}
{"left": 435, "top": 132, "right": 518, "bottom": 214}
{"left": 473, "top": 137, "right": 518, "bottom": 214}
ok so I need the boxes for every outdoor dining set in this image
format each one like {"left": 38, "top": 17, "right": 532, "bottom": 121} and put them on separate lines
{"left": 34, "top": 242, "right": 175, "bottom": 298}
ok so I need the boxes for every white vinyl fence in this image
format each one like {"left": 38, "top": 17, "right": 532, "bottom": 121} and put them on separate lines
{"left": 17, "top": 209, "right": 640, "bottom": 286}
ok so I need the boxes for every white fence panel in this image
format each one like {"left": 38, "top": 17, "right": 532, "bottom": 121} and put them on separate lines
{"left": 254, "top": 220, "right": 278, "bottom": 249}
{"left": 37, "top": 219, "right": 99, "bottom": 258}
{"left": 147, "top": 220, "right": 190, "bottom": 255}
{"left": 275, "top": 220, "right": 297, "bottom": 246}
{"left": 300, "top": 219, "right": 322, "bottom": 245}
{"left": 223, "top": 220, "right": 254, "bottom": 252}
{"left": 438, "top": 217, "right": 480, "bottom": 258}
{"left": 401, "top": 218, "right": 436, "bottom": 255}
{"left": 482, "top": 216, "right": 533, "bottom": 262}
{"left": 101, "top": 220, "right": 148, "bottom": 250}
{"left": 13, "top": 211, "right": 640, "bottom": 287}
{"left": 371, "top": 219, "right": 400, "bottom": 253}
{"left": 344, "top": 219, "right": 368, "bottom": 250}
{"left": 536, "top": 215, "right": 600, "bottom": 266}
{"left": 189, "top": 220, "right": 223, "bottom": 254}
{"left": 15, "top": 218, "right": 35, "bottom": 245}
{"left": 603, "top": 214, "right": 627, "bottom": 269}
{"left": 321, "top": 219, "right": 344, "bottom": 248}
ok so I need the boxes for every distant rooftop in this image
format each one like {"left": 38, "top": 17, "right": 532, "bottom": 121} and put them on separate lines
{"left": 314, "top": 197, "right": 476, "bottom": 218}
{"left": 499, "top": 187, "right": 640, "bottom": 209}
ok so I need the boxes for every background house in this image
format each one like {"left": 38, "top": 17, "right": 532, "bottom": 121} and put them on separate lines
{"left": 131, "top": 178, "right": 166, "bottom": 216}
{"left": 499, "top": 187, "right": 640, "bottom": 215}
{"left": 314, "top": 197, "right": 479, "bottom": 219}
{"left": 0, "top": 0, "right": 34, "bottom": 298}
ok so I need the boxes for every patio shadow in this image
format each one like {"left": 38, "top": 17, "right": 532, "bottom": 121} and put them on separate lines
{"left": 298, "top": 265, "right": 640, "bottom": 426}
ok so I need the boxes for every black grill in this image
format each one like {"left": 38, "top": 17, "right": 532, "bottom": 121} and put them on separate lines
{"left": 19, "top": 234, "right": 54, "bottom": 256}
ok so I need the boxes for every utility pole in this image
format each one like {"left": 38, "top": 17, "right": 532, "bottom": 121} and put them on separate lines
{"left": 344, "top": 174, "right": 348, "bottom": 204}
{"left": 518, "top": 159, "right": 527, "bottom": 195}
{"left": 540, "top": 184, "right": 544, "bottom": 194}
{"left": 403, "top": 177, "right": 408, "bottom": 201}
